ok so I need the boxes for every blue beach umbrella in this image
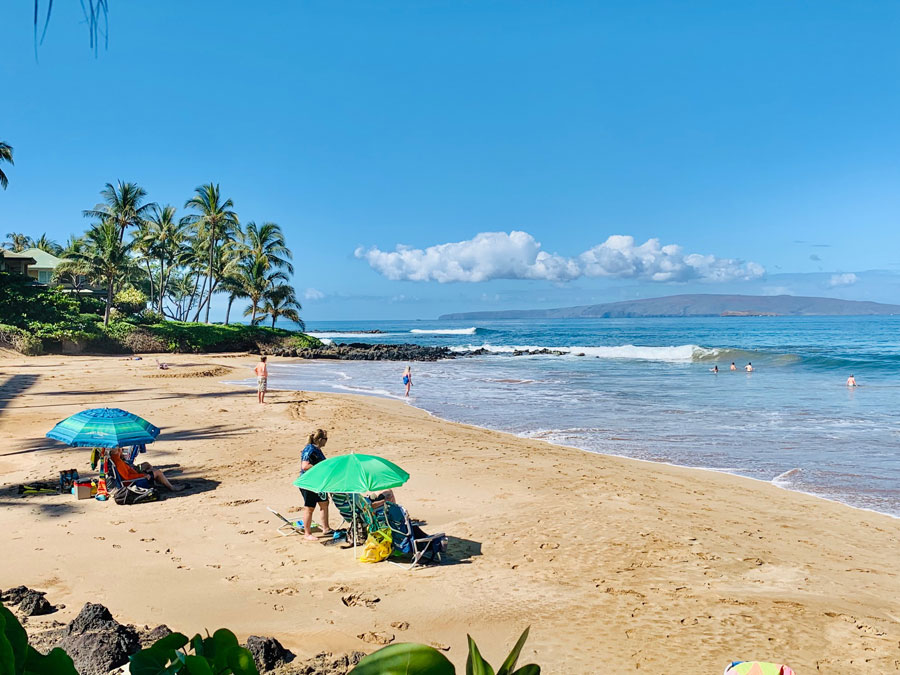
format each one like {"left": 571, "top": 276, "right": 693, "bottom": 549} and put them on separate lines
{"left": 46, "top": 408, "right": 160, "bottom": 448}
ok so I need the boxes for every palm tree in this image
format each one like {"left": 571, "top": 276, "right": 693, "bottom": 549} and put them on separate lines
{"left": 0, "top": 142, "right": 13, "bottom": 190}
{"left": 183, "top": 183, "right": 239, "bottom": 324}
{"left": 54, "top": 235, "right": 90, "bottom": 301}
{"left": 260, "top": 283, "right": 304, "bottom": 329}
{"left": 3, "top": 232, "right": 33, "bottom": 252}
{"left": 33, "top": 233, "right": 63, "bottom": 255}
{"left": 136, "top": 204, "right": 189, "bottom": 315}
{"left": 63, "top": 219, "right": 136, "bottom": 325}
{"left": 217, "top": 271, "right": 249, "bottom": 326}
{"left": 243, "top": 221, "right": 294, "bottom": 274}
{"left": 83, "top": 181, "right": 155, "bottom": 243}
{"left": 239, "top": 257, "right": 288, "bottom": 326}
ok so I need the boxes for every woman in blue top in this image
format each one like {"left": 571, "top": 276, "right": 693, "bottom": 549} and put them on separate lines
{"left": 403, "top": 366, "right": 412, "bottom": 397}
{"left": 299, "top": 428, "right": 331, "bottom": 541}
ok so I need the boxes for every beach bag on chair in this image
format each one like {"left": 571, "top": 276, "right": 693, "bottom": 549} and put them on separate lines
{"left": 359, "top": 528, "right": 392, "bottom": 563}
{"left": 112, "top": 484, "right": 159, "bottom": 506}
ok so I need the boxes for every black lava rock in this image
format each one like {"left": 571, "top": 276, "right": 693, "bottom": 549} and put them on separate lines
{"left": 18, "top": 590, "right": 55, "bottom": 616}
{"left": 57, "top": 603, "right": 140, "bottom": 675}
{"left": 245, "top": 635, "right": 294, "bottom": 672}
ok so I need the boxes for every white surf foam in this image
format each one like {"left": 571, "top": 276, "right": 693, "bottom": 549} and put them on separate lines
{"left": 451, "top": 343, "right": 714, "bottom": 362}
{"left": 410, "top": 327, "right": 478, "bottom": 335}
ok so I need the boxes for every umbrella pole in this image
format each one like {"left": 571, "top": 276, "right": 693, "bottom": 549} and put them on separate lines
{"left": 352, "top": 495, "right": 357, "bottom": 559}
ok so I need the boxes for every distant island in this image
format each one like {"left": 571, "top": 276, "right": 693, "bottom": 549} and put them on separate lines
{"left": 439, "top": 293, "right": 900, "bottom": 320}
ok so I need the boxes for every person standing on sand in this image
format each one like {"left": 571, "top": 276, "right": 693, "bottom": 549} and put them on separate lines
{"left": 299, "top": 429, "right": 331, "bottom": 541}
{"left": 745, "top": 362, "right": 753, "bottom": 372}
{"left": 255, "top": 356, "right": 268, "bottom": 404}
{"left": 403, "top": 365, "right": 412, "bottom": 397}
{"left": 847, "top": 374, "right": 858, "bottom": 387}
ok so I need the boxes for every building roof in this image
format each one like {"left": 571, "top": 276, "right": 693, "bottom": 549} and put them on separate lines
{"left": 0, "top": 249, "right": 38, "bottom": 264}
{"left": 18, "top": 247, "right": 67, "bottom": 269}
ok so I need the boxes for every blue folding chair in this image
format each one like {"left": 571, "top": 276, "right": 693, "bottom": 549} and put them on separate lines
{"left": 384, "top": 501, "right": 447, "bottom": 569}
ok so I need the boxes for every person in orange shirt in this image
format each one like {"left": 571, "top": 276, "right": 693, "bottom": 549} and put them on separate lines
{"left": 255, "top": 356, "right": 268, "bottom": 404}
{"left": 109, "top": 447, "right": 183, "bottom": 491}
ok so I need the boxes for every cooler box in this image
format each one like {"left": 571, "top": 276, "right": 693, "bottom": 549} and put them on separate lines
{"left": 74, "top": 482, "right": 93, "bottom": 500}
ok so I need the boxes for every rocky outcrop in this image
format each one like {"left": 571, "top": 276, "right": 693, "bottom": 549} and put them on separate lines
{"left": 1, "top": 586, "right": 56, "bottom": 616}
{"left": 56, "top": 603, "right": 140, "bottom": 675}
{"left": 274, "top": 651, "right": 367, "bottom": 675}
{"left": 245, "top": 635, "right": 295, "bottom": 672}
{"left": 260, "top": 343, "right": 454, "bottom": 362}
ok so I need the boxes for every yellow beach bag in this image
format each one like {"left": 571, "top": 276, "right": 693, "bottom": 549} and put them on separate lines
{"left": 358, "top": 528, "right": 392, "bottom": 563}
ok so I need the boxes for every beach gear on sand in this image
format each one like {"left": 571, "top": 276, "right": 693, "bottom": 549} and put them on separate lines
{"left": 295, "top": 453, "right": 409, "bottom": 556}
{"left": 384, "top": 501, "right": 447, "bottom": 569}
{"left": 724, "top": 662, "right": 796, "bottom": 675}
{"left": 359, "top": 528, "right": 392, "bottom": 563}
{"left": 46, "top": 408, "right": 160, "bottom": 448}
{"left": 267, "top": 506, "right": 317, "bottom": 536}
{"left": 105, "top": 455, "right": 160, "bottom": 505}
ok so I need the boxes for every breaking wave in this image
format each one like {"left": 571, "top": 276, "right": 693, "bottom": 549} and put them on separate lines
{"left": 410, "top": 327, "right": 484, "bottom": 335}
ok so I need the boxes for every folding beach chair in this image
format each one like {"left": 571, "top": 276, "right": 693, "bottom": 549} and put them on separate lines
{"left": 384, "top": 501, "right": 447, "bottom": 570}
{"left": 266, "top": 507, "right": 305, "bottom": 537}
{"left": 329, "top": 493, "right": 387, "bottom": 545}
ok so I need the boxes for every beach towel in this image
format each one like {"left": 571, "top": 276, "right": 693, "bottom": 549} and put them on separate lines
{"left": 724, "top": 662, "right": 796, "bottom": 675}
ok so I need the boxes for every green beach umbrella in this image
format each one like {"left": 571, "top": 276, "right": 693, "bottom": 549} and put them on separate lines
{"left": 46, "top": 408, "right": 160, "bottom": 448}
{"left": 293, "top": 453, "right": 409, "bottom": 493}
{"left": 293, "top": 453, "right": 409, "bottom": 557}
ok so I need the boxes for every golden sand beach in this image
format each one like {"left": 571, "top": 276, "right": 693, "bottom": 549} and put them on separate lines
{"left": 1, "top": 353, "right": 898, "bottom": 673}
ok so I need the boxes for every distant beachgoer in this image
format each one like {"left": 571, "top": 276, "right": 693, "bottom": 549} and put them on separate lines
{"left": 730, "top": 362, "right": 737, "bottom": 371}
{"left": 711, "top": 365, "right": 719, "bottom": 374}
{"left": 745, "top": 362, "right": 753, "bottom": 372}
{"left": 255, "top": 356, "right": 268, "bottom": 404}
{"left": 403, "top": 366, "right": 412, "bottom": 397}
{"left": 847, "top": 374, "right": 858, "bottom": 387}
{"left": 299, "top": 429, "right": 331, "bottom": 541}
{"left": 109, "top": 447, "right": 183, "bottom": 492}
{"left": 155, "top": 358, "right": 169, "bottom": 370}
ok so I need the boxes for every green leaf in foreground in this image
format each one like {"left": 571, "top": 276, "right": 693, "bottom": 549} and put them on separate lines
{"left": 496, "top": 627, "right": 533, "bottom": 675}
{"left": 465, "top": 635, "right": 495, "bottom": 675}
{"left": 23, "top": 647, "right": 78, "bottom": 675}
{"left": 225, "top": 647, "right": 258, "bottom": 675}
{"left": 1, "top": 604, "right": 27, "bottom": 675}
{"left": 349, "top": 643, "right": 455, "bottom": 675}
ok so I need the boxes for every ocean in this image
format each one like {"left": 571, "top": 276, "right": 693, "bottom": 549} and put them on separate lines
{"left": 237, "top": 316, "right": 900, "bottom": 517}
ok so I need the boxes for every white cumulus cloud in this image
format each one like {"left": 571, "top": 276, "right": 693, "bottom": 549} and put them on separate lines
{"left": 304, "top": 287, "right": 325, "bottom": 300}
{"left": 356, "top": 231, "right": 764, "bottom": 284}
{"left": 828, "top": 273, "right": 858, "bottom": 288}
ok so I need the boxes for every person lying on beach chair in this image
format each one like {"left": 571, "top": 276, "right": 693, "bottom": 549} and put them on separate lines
{"left": 384, "top": 501, "right": 447, "bottom": 569}
{"left": 109, "top": 447, "right": 183, "bottom": 492}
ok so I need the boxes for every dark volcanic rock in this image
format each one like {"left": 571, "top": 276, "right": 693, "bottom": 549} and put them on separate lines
{"left": 275, "top": 651, "right": 366, "bottom": 675}
{"left": 245, "top": 635, "right": 294, "bottom": 671}
{"left": 1, "top": 586, "right": 55, "bottom": 615}
{"left": 261, "top": 342, "right": 454, "bottom": 362}
{"left": 140, "top": 624, "right": 173, "bottom": 647}
{"left": 57, "top": 603, "right": 140, "bottom": 675}
{"left": 18, "top": 590, "right": 55, "bottom": 616}
{"left": 1, "top": 585, "right": 32, "bottom": 605}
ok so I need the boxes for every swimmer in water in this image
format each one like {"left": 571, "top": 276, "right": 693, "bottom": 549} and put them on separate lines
{"left": 730, "top": 362, "right": 737, "bottom": 371}
{"left": 847, "top": 374, "right": 858, "bottom": 387}
{"left": 745, "top": 362, "right": 753, "bottom": 372}
{"left": 711, "top": 365, "right": 719, "bottom": 374}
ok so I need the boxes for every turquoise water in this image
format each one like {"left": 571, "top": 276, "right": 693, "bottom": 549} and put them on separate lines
{"left": 258, "top": 316, "right": 900, "bottom": 516}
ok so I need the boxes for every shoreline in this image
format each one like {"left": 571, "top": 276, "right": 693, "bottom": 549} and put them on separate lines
{"left": 2, "top": 353, "right": 899, "bottom": 673}
{"left": 226, "top": 362, "right": 900, "bottom": 521}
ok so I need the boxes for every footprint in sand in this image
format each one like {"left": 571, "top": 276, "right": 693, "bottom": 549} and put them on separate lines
{"left": 390, "top": 621, "right": 409, "bottom": 631}
{"left": 357, "top": 632, "right": 394, "bottom": 646}
{"left": 342, "top": 593, "right": 380, "bottom": 608}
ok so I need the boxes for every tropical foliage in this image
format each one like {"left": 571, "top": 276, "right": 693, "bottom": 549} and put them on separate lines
{"left": 1, "top": 601, "right": 78, "bottom": 675}
{"left": 8, "top": 179, "right": 303, "bottom": 330}
{"left": 0, "top": 142, "right": 12, "bottom": 190}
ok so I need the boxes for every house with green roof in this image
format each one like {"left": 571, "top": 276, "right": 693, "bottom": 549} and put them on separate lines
{"left": 19, "top": 247, "right": 65, "bottom": 285}
{"left": 1, "top": 247, "right": 102, "bottom": 295}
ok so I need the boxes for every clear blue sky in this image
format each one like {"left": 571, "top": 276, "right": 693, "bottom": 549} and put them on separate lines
{"left": 2, "top": 1, "right": 899, "bottom": 321}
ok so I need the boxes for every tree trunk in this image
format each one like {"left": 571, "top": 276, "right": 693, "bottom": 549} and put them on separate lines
{"left": 104, "top": 278, "right": 113, "bottom": 326}
{"left": 144, "top": 259, "right": 155, "bottom": 308}
{"left": 205, "top": 231, "right": 216, "bottom": 324}
{"left": 271, "top": 315, "right": 277, "bottom": 328}
{"left": 224, "top": 295, "right": 234, "bottom": 325}
{"left": 158, "top": 255, "right": 166, "bottom": 315}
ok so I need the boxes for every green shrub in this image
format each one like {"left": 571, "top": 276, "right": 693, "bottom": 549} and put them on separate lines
{"left": 128, "top": 629, "right": 258, "bottom": 675}
{"left": 79, "top": 312, "right": 103, "bottom": 323}
{"left": 0, "top": 324, "right": 43, "bottom": 355}
{"left": 136, "top": 309, "right": 165, "bottom": 325}
{"left": 350, "top": 627, "right": 539, "bottom": 675}
{"left": 114, "top": 286, "right": 149, "bottom": 316}
{"left": 0, "top": 271, "right": 81, "bottom": 328}
{"left": 289, "top": 333, "right": 323, "bottom": 349}
{"left": 1, "top": 601, "right": 78, "bottom": 675}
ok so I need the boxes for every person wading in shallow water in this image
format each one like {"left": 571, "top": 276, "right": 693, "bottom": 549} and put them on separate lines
{"left": 403, "top": 365, "right": 412, "bottom": 397}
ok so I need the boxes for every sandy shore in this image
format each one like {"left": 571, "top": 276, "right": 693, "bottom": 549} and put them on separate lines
{"left": 1, "top": 352, "right": 898, "bottom": 673}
